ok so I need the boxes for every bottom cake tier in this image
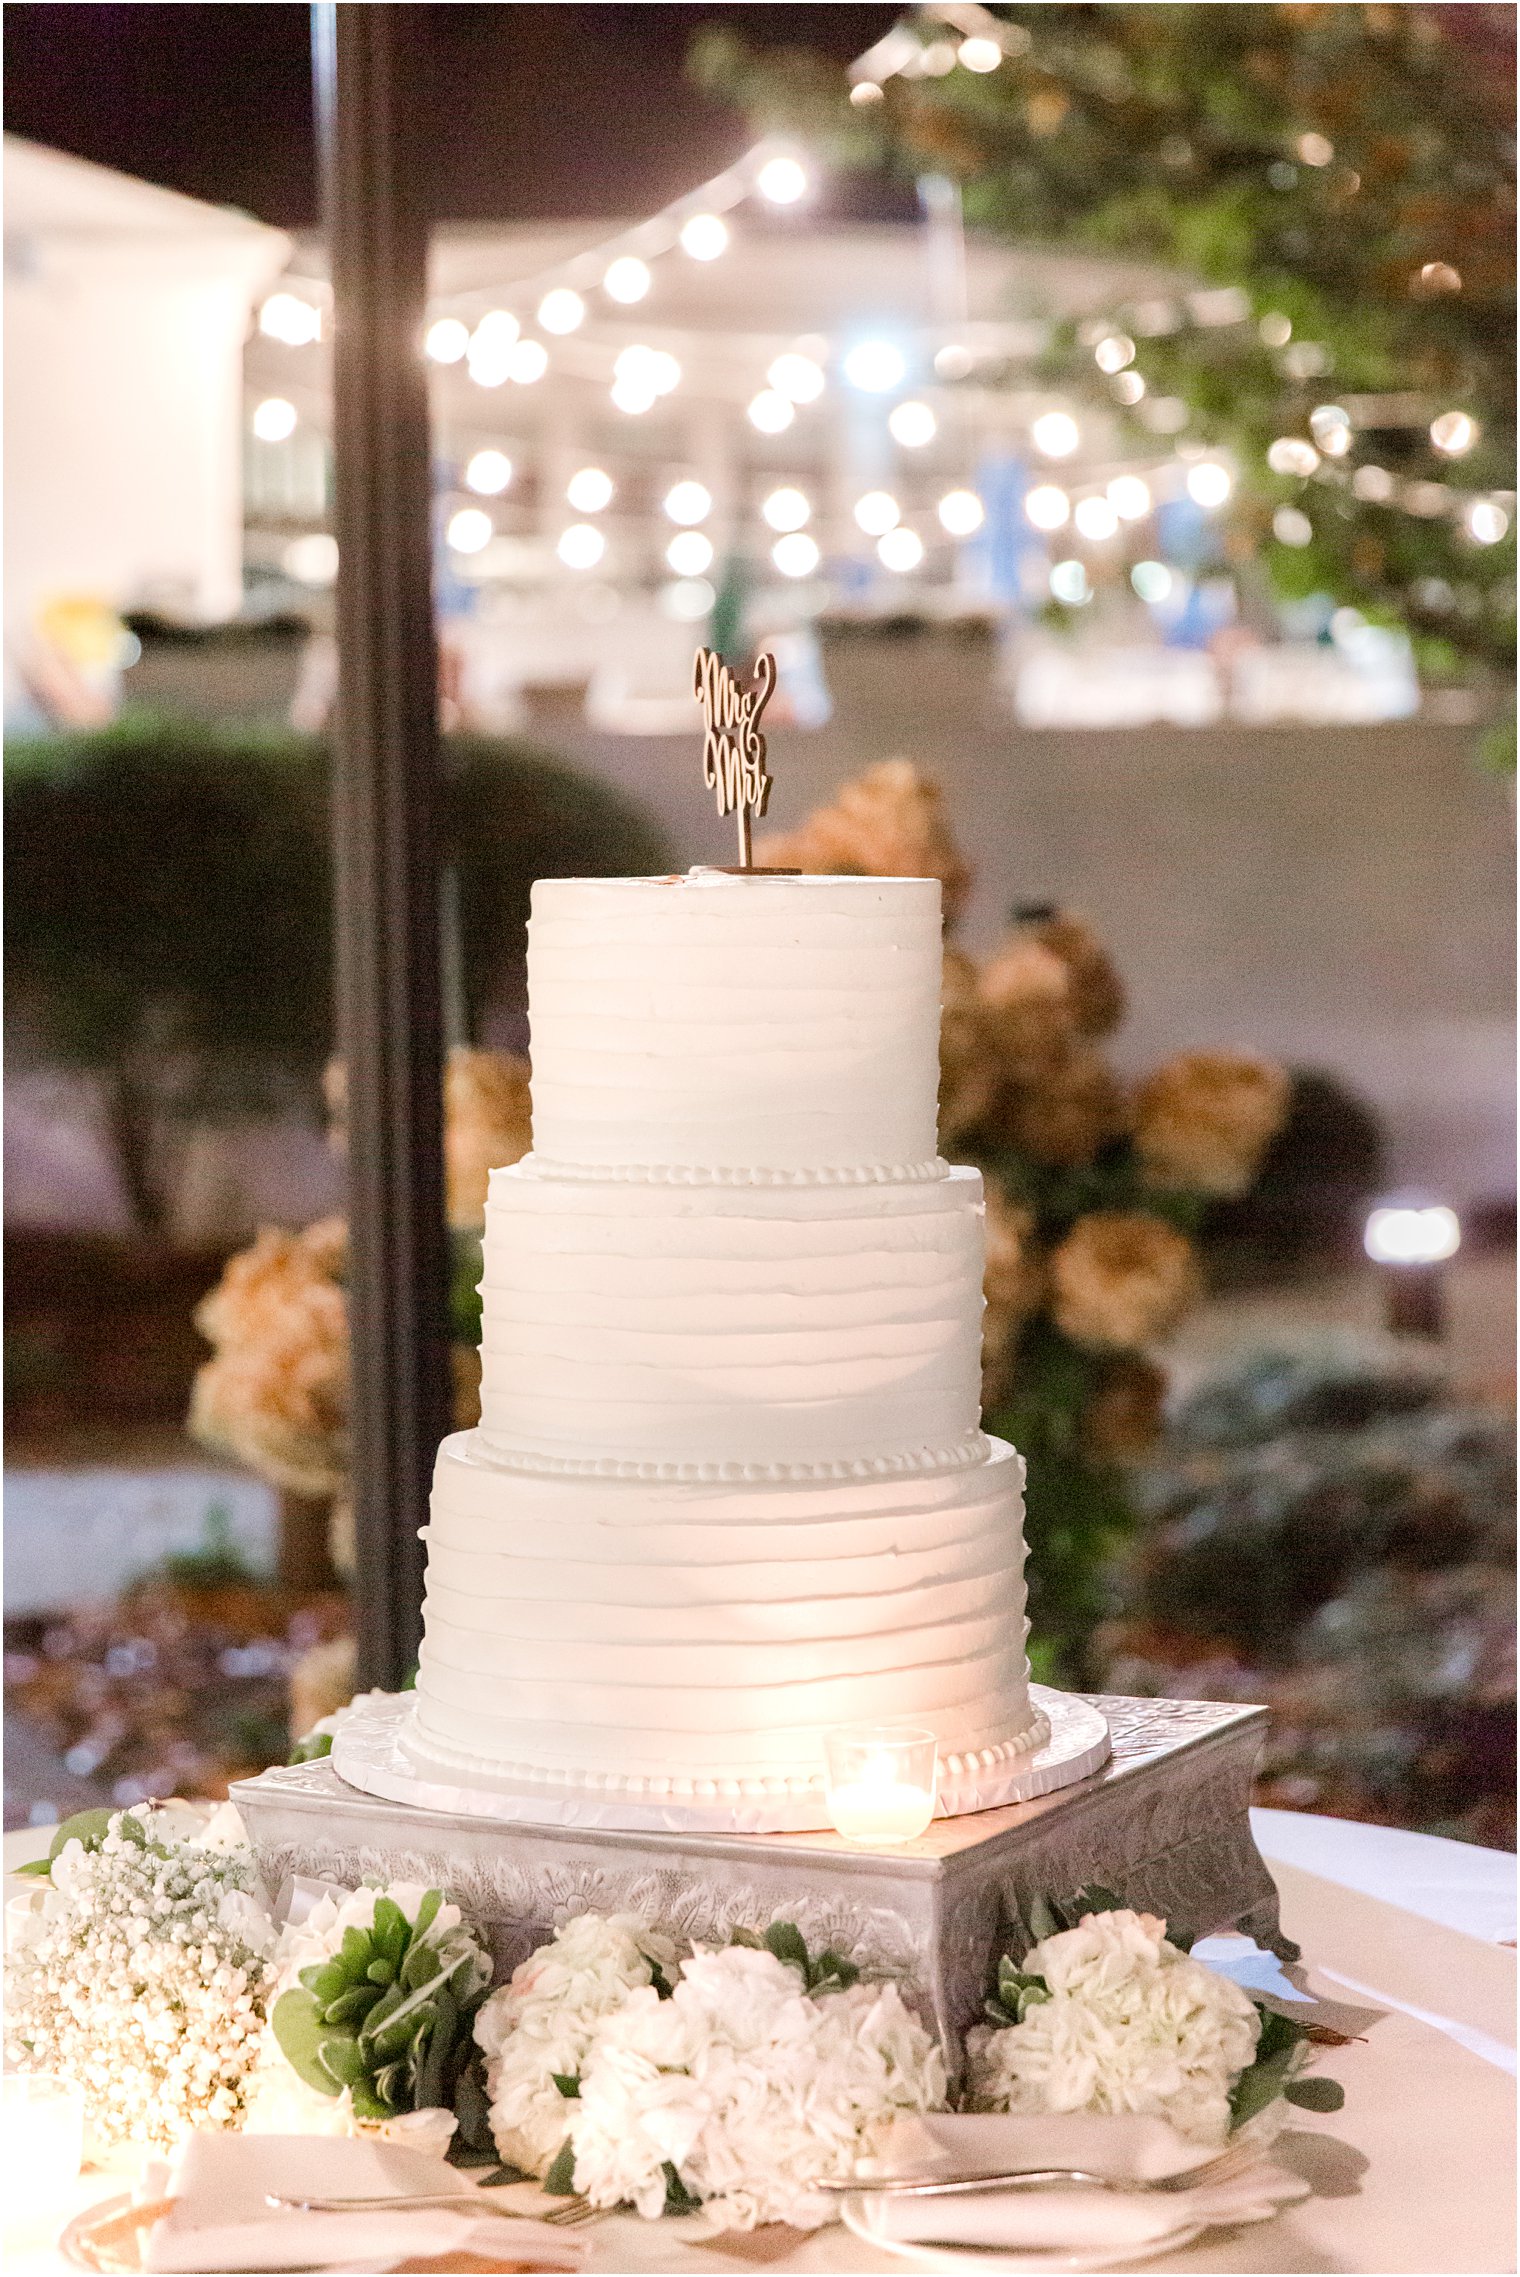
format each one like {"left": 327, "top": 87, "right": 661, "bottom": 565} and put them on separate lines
{"left": 411, "top": 1429, "right": 1048, "bottom": 1803}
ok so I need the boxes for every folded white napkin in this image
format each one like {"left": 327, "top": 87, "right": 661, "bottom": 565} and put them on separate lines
{"left": 850, "top": 2113, "right": 1309, "bottom": 2254}
{"left": 141, "top": 2132, "right": 588, "bottom": 2273}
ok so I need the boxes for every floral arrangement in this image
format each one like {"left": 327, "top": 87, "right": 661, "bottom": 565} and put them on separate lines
{"left": 969, "top": 1891, "right": 1344, "bottom": 2145}
{"left": 4, "top": 1806, "right": 1345, "bottom": 2222}
{"left": 4, "top": 1806, "right": 276, "bottom": 2155}
{"left": 770, "top": 760, "right": 1290, "bottom": 1671}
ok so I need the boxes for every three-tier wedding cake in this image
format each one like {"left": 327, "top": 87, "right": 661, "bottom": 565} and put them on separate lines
{"left": 408, "top": 868, "right": 1049, "bottom": 1824}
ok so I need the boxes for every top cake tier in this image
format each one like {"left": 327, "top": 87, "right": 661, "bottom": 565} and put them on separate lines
{"left": 527, "top": 871, "right": 944, "bottom": 1174}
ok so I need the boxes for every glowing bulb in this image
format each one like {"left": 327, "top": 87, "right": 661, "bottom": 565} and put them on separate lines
{"left": 921, "top": 40, "right": 957, "bottom": 74}
{"left": 281, "top": 533, "right": 339, "bottom": 586}
{"left": 850, "top": 79, "right": 885, "bottom": 105}
{"left": 259, "top": 292, "right": 321, "bottom": 346}
{"left": 854, "top": 490, "right": 900, "bottom": 536}
{"left": 1467, "top": 500, "right": 1509, "bottom": 545}
{"left": 611, "top": 379, "right": 656, "bottom": 415}
{"left": 1094, "top": 334, "right": 1136, "bottom": 374}
{"left": 769, "top": 352, "right": 826, "bottom": 403}
{"left": 1297, "top": 131, "right": 1334, "bottom": 167}
{"left": 508, "top": 339, "right": 549, "bottom": 384}
{"left": 762, "top": 486, "right": 811, "bottom": 532}
{"left": 615, "top": 345, "right": 680, "bottom": 396}
{"left": 1074, "top": 495, "right": 1119, "bottom": 541}
{"left": 664, "top": 480, "right": 712, "bottom": 526}
{"left": 252, "top": 396, "right": 297, "bottom": 442}
{"left": 889, "top": 400, "right": 937, "bottom": 448}
{"left": 935, "top": 344, "right": 974, "bottom": 379}
{"left": 1131, "top": 560, "right": 1172, "bottom": 602}
{"left": 603, "top": 255, "right": 651, "bottom": 305}
{"left": 663, "top": 577, "right": 716, "bottom": 620}
{"left": 1430, "top": 411, "right": 1477, "bottom": 457}
{"left": 447, "top": 507, "right": 493, "bottom": 554}
{"left": 1308, "top": 405, "right": 1352, "bottom": 456}
{"left": 878, "top": 526, "right": 925, "bottom": 572}
{"left": 844, "top": 340, "right": 907, "bottom": 393}
{"left": 1023, "top": 484, "right": 1070, "bottom": 532}
{"left": 772, "top": 532, "right": 821, "bottom": 578}
{"left": 1049, "top": 559, "right": 1091, "bottom": 605}
{"left": 425, "top": 318, "right": 470, "bottom": 365}
{"left": 679, "top": 213, "right": 728, "bottom": 261}
{"left": 1260, "top": 311, "right": 1294, "bottom": 348}
{"left": 1273, "top": 505, "right": 1313, "bottom": 546}
{"left": 1364, "top": 1204, "right": 1460, "bottom": 1266}
{"left": 1186, "top": 461, "right": 1233, "bottom": 509}
{"left": 1267, "top": 438, "right": 1320, "bottom": 477}
{"left": 1352, "top": 465, "right": 1395, "bottom": 503}
{"left": 537, "top": 289, "right": 585, "bottom": 335}
{"left": 1107, "top": 475, "right": 1152, "bottom": 521}
{"left": 465, "top": 449, "right": 513, "bottom": 496}
{"left": 938, "top": 489, "right": 985, "bottom": 536}
{"left": 748, "top": 389, "right": 795, "bottom": 434}
{"left": 467, "top": 310, "right": 520, "bottom": 387}
{"left": 557, "top": 522, "right": 606, "bottom": 570}
{"left": 1031, "top": 410, "right": 1080, "bottom": 459}
{"left": 757, "top": 155, "right": 809, "bottom": 205}
{"left": 667, "top": 530, "right": 714, "bottom": 575}
{"left": 1111, "top": 371, "right": 1147, "bottom": 406}
{"left": 958, "top": 34, "right": 1003, "bottom": 71}
{"left": 566, "top": 466, "right": 614, "bottom": 513}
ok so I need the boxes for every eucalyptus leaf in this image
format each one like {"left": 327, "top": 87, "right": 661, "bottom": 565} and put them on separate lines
{"left": 763, "top": 1921, "right": 810, "bottom": 1976}
{"left": 1026, "top": 1894, "right": 1061, "bottom": 1942}
{"left": 272, "top": 1988, "right": 343, "bottom": 2098}
{"left": 317, "top": 2034, "right": 367, "bottom": 2093}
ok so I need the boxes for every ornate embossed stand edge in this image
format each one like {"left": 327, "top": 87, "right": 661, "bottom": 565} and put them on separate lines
{"left": 234, "top": 1693, "right": 1289, "bottom": 2080}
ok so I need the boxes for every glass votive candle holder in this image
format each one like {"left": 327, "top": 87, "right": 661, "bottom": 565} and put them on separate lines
{"left": 1, "top": 2072, "right": 85, "bottom": 2243}
{"left": 824, "top": 1725, "right": 938, "bottom": 1846}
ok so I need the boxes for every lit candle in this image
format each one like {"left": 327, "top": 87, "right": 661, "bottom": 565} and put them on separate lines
{"left": 1, "top": 2073, "right": 85, "bottom": 2246}
{"left": 824, "top": 1725, "right": 938, "bottom": 1846}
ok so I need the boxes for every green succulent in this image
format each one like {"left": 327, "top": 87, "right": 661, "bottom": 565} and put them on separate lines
{"left": 272, "top": 1890, "right": 493, "bottom": 2124}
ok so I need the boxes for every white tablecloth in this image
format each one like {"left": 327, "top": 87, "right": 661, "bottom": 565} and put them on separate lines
{"left": 6, "top": 1817, "right": 1515, "bottom": 2274}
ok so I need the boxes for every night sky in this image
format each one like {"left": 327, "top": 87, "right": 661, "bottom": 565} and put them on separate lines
{"left": 3, "top": 4, "right": 902, "bottom": 226}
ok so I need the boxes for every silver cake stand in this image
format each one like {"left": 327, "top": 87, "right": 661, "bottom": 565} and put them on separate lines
{"left": 330, "top": 1687, "right": 1110, "bottom": 1836}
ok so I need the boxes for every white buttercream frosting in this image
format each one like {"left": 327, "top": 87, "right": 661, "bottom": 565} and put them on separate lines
{"left": 525, "top": 871, "right": 944, "bottom": 1172}
{"left": 412, "top": 870, "right": 1042, "bottom": 1802}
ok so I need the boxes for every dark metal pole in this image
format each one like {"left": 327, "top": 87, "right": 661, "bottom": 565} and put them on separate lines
{"left": 313, "top": 2, "right": 452, "bottom": 1689}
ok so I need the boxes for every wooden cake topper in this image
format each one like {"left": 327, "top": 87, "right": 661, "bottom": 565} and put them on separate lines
{"left": 693, "top": 646, "right": 777, "bottom": 870}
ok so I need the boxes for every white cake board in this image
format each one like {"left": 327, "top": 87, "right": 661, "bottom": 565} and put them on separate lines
{"left": 330, "top": 1687, "right": 1109, "bottom": 1836}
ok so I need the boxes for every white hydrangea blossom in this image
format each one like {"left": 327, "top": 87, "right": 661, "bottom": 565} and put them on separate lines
{"left": 967, "top": 1909, "right": 1260, "bottom": 2145}
{"left": 3, "top": 1810, "right": 277, "bottom": 2155}
{"left": 570, "top": 1943, "right": 947, "bottom": 2231}
{"left": 474, "top": 1912, "right": 680, "bottom": 2177}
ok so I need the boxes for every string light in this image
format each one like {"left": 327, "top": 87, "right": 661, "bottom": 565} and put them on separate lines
{"left": 1023, "top": 484, "right": 1070, "bottom": 531}
{"left": 467, "top": 310, "right": 520, "bottom": 387}
{"left": 935, "top": 344, "right": 974, "bottom": 379}
{"left": 1107, "top": 475, "right": 1152, "bottom": 520}
{"left": 756, "top": 155, "right": 809, "bottom": 205}
{"left": 1074, "top": 495, "right": 1119, "bottom": 541}
{"left": 1430, "top": 411, "right": 1478, "bottom": 457}
{"left": 508, "top": 340, "right": 549, "bottom": 384}
{"left": 252, "top": 397, "right": 297, "bottom": 442}
{"left": 921, "top": 40, "right": 957, "bottom": 75}
{"left": 748, "top": 389, "right": 794, "bottom": 433}
{"left": 1111, "top": 371, "right": 1147, "bottom": 406}
{"left": 958, "top": 34, "right": 1002, "bottom": 71}
{"left": 667, "top": 530, "right": 714, "bottom": 574}
{"left": 773, "top": 532, "right": 821, "bottom": 577}
{"left": 259, "top": 292, "right": 321, "bottom": 346}
{"left": 849, "top": 80, "right": 885, "bottom": 106}
{"left": 1049, "top": 559, "right": 1091, "bottom": 605}
{"left": 1131, "top": 560, "right": 1172, "bottom": 602}
{"left": 762, "top": 486, "right": 811, "bottom": 532}
{"left": 1467, "top": 500, "right": 1509, "bottom": 545}
{"left": 889, "top": 401, "right": 937, "bottom": 447}
{"left": 282, "top": 532, "right": 339, "bottom": 585}
{"left": 680, "top": 213, "right": 728, "bottom": 260}
{"left": 448, "top": 507, "right": 493, "bottom": 554}
{"left": 558, "top": 523, "right": 606, "bottom": 569}
{"left": 1094, "top": 334, "right": 1136, "bottom": 373}
{"left": 664, "top": 577, "right": 716, "bottom": 619}
{"left": 425, "top": 318, "right": 470, "bottom": 365}
{"left": 1352, "top": 465, "right": 1395, "bottom": 502}
{"left": 465, "top": 449, "right": 513, "bottom": 495}
{"left": 844, "top": 340, "right": 907, "bottom": 393}
{"left": 1308, "top": 404, "right": 1352, "bottom": 456}
{"left": 604, "top": 256, "right": 652, "bottom": 305}
{"left": 537, "top": 288, "right": 585, "bottom": 335}
{"left": 1268, "top": 438, "right": 1319, "bottom": 477}
{"left": 664, "top": 480, "right": 712, "bottom": 525}
{"left": 769, "top": 352, "right": 826, "bottom": 403}
{"left": 612, "top": 345, "right": 679, "bottom": 413}
{"left": 1297, "top": 131, "right": 1334, "bottom": 167}
{"left": 853, "top": 490, "right": 900, "bottom": 536}
{"left": 1260, "top": 311, "right": 1293, "bottom": 348}
{"left": 938, "top": 489, "right": 984, "bottom": 535}
{"left": 1273, "top": 505, "right": 1313, "bottom": 546}
{"left": 878, "top": 526, "right": 924, "bottom": 571}
{"left": 1031, "top": 410, "right": 1080, "bottom": 459}
{"left": 567, "top": 467, "right": 614, "bottom": 512}
{"left": 1186, "top": 461, "right": 1233, "bottom": 509}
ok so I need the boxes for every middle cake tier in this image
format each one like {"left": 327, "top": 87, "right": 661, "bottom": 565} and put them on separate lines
{"left": 477, "top": 1158, "right": 987, "bottom": 1474}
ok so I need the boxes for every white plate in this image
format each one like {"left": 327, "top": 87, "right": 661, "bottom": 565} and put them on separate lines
{"left": 839, "top": 2195, "right": 1209, "bottom": 2274}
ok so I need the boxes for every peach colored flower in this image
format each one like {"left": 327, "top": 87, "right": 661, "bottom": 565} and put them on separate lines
{"left": 444, "top": 1048, "right": 533, "bottom": 1227}
{"left": 1007, "top": 1048, "right": 1129, "bottom": 1169}
{"left": 190, "top": 1219, "right": 348, "bottom": 1495}
{"left": 939, "top": 948, "right": 1003, "bottom": 1148}
{"left": 1049, "top": 1212, "right": 1200, "bottom": 1351}
{"left": 1028, "top": 913, "right": 1126, "bottom": 1039}
{"left": 762, "top": 760, "right": 972, "bottom": 929}
{"left": 1084, "top": 1355, "right": 1169, "bottom": 1461}
{"left": 1134, "top": 1051, "right": 1290, "bottom": 1197}
{"left": 976, "top": 937, "right": 1076, "bottom": 1080}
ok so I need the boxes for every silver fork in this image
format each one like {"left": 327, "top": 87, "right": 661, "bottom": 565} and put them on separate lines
{"left": 266, "top": 2188, "right": 604, "bottom": 2226}
{"left": 822, "top": 2138, "right": 1261, "bottom": 2200}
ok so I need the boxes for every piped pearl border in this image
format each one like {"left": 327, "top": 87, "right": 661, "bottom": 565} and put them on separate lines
{"left": 520, "top": 1155, "right": 949, "bottom": 1189}
{"left": 467, "top": 1430, "right": 991, "bottom": 1485}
